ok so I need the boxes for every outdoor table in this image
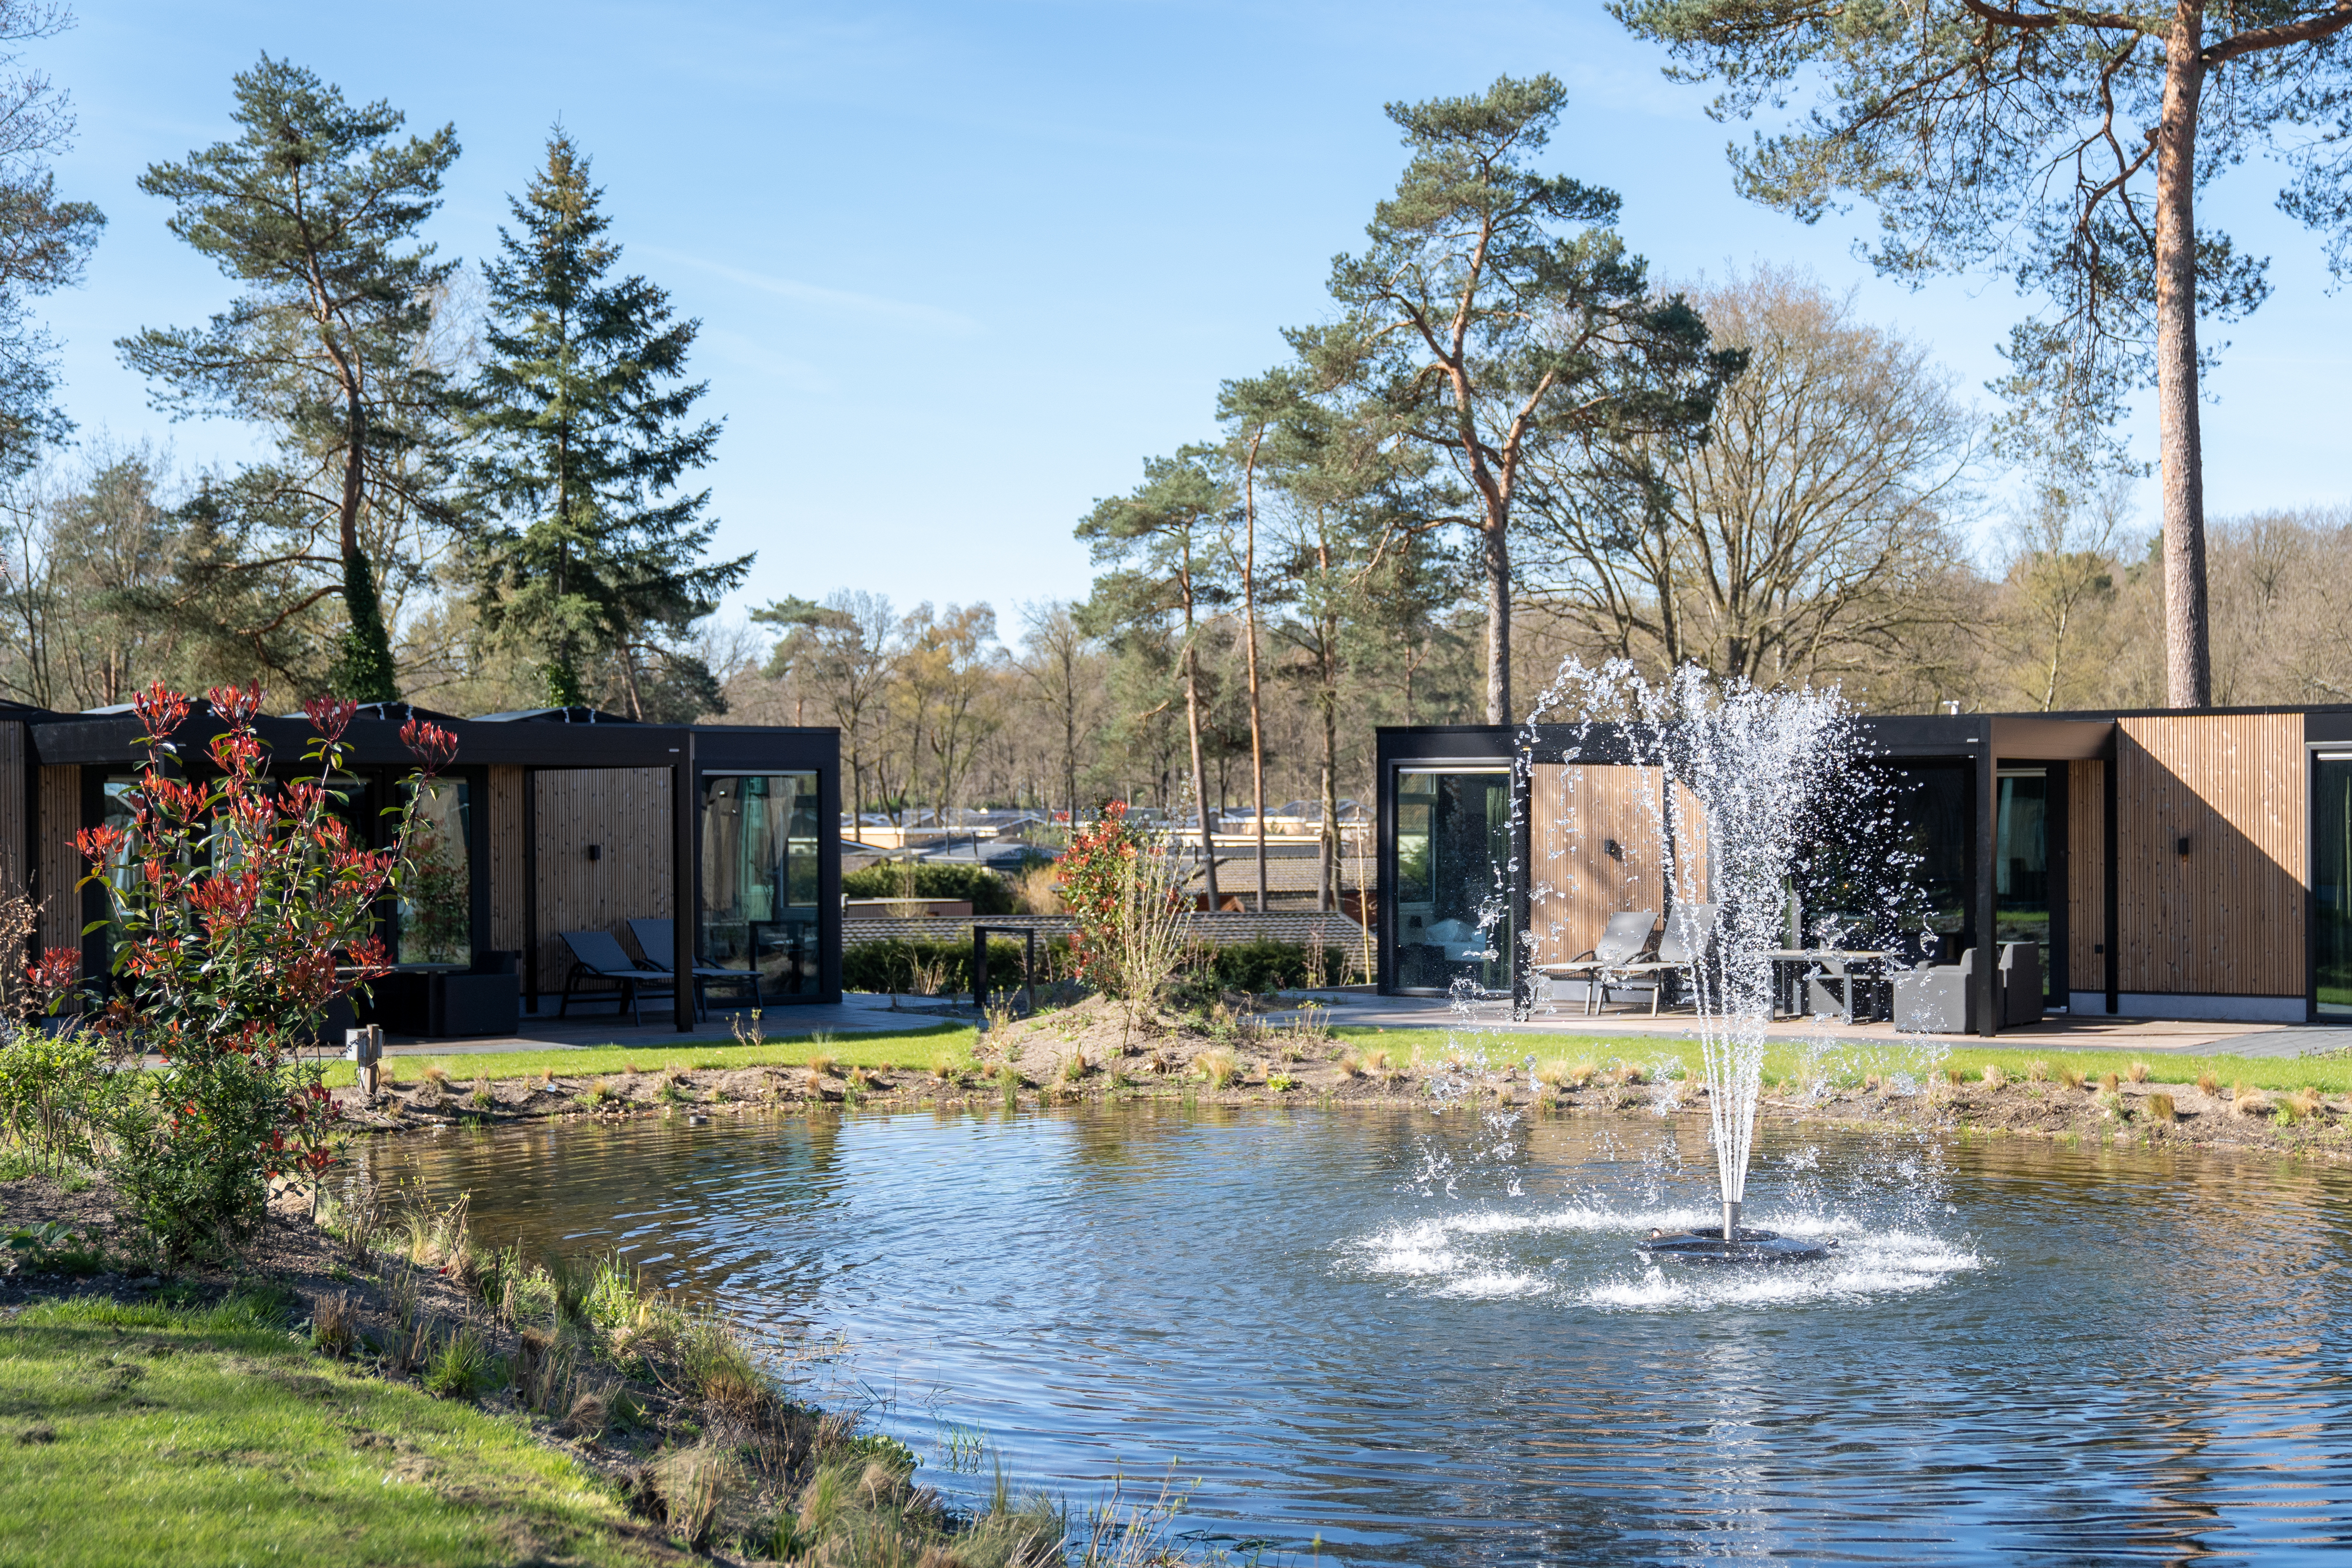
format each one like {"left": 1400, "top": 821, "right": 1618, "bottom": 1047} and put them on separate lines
{"left": 1765, "top": 949, "right": 1889, "bottom": 1024}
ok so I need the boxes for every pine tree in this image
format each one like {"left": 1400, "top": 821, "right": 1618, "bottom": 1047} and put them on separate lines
{"left": 463, "top": 130, "right": 749, "bottom": 714}
{"left": 120, "top": 55, "right": 459, "bottom": 702}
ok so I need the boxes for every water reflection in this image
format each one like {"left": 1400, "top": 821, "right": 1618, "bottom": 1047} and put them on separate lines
{"left": 360, "top": 1107, "right": 2352, "bottom": 1564}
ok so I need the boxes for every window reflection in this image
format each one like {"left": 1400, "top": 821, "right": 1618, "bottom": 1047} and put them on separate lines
{"left": 701, "top": 773, "right": 821, "bottom": 995}
{"left": 397, "top": 780, "right": 472, "bottom": 966}
{"left": 1391, "top": 769, "right": 1512, "bottom": 993}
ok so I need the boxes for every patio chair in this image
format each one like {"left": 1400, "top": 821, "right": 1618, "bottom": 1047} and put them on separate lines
{"left": 1999, "top": 941, "right": 2044, "bottom": 1027}
{"left": 1607, "top": 902, "right": 1720, "bottom": 1017}
{"left": 1891, "top": 946, "right": 1976, "bottom": 1034}
{"left": 1535, "top": 910, "right": 1658, "bottom": 1014}
{"left": 558, "top": 929, "right": 680, "bottom": 1027}
{"left": 628, "top": 918, "right": 762, "bottom": 1014}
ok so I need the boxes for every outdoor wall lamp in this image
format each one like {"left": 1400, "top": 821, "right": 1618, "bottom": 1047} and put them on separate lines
{"left": 586, "top": 843, "right": 602, "bottom": 861}
{"left": 1604, "top": 838, "right": 1624, "bottom": 861}
{"left": 2176, "top": 835, "right": 2192, "bottom": 858}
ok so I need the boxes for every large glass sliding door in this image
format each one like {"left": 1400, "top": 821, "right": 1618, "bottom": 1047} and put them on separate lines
{"left": 701, "top": 773, "right": 822, "bottom": 996}
{"left": 1995, "top": 768, "right": 2050, "bottom": 1001}
{"left": 1392, "top": 769, "right": 1513, "bottom": 994}
{"left": 2318, "top": 754, "right": 2352, "bottom": 1019}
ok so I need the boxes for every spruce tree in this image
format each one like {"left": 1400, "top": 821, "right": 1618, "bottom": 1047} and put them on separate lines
{"left": 463, "top": 130, "right": 749, "bottom": 714}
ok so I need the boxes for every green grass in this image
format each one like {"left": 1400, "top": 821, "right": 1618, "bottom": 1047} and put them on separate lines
{"left": 0, "top": 1291, "right": 657, "bottom": 1567}
{"left": 1331, "top": 1027, "right": 2352, "bottom": 1096}
{"left": 321, "top": 1022, "right": 977, "bottom": 1089}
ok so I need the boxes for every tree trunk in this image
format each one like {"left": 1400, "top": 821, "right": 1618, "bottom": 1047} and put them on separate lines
{"left": 1483, "top": 518, "right": 1512, "bottom": 724}
{"left": 1241, "top": 453, "right": 1268, "bottom": 913}
{"left": 1180, "top": 547, "right": 1219, "bottom": 912}
{"left": 1183, "top": 637, "right": 1219, "bottom": 911}
{"left": 2156, "top": 5, "right": 2213, "bottom": 709}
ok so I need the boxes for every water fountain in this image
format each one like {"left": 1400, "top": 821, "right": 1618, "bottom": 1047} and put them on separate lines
{"left": 1524, "top": 661, "right": 1876, "bottom": 1265}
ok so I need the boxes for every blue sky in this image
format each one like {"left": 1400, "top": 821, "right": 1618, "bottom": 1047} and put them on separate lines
{"left": 34, "top": 1, "right": 2352, "bottom": 635}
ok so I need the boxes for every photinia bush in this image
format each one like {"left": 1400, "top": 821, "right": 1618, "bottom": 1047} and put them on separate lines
{"left": 54, "top": 683, "right": 456, "bottom": 1255}
{"left": 1056, "top": 801, "right": 1143, "bottom": 990}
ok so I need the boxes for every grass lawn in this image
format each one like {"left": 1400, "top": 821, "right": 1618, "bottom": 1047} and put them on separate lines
{"left": 319, "top": 1021, "right": 978, "bottom": 1090}
{"left": 0, "top": 1291, "right": 658, "bottom": 1567}
{"left": 1332, "top": 1026, "right": 2352, "bottom": 1096}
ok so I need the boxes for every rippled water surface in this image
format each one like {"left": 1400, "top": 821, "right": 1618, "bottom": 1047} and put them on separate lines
{"left": 362, "top": 1104, "right": 2352, "bottom": 1563}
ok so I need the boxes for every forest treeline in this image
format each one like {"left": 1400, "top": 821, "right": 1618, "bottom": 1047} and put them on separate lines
{"left": 0, "top": 29, "right": 2345, "bottom": 865}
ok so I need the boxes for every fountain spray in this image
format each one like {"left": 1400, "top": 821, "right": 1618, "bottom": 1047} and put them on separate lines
{"left": 1526, "top": 662, "right": 1859, "bottom": 1258}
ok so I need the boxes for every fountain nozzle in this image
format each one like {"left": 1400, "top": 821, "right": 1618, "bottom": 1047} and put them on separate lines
{"left": 1722, "top": 1199, "right": 1742, "bottom": 1241}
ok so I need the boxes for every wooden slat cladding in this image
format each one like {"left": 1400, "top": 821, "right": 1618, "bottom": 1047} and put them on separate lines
{"left": 36, "top": 766, "right": 78, "bottom": 955}
{"left": 485, "top": 765, "right": 526, "bottom": 952}
{"left": 533, "top": 768, "right": 672, "bottom": 993}
{"left": 0, "top": 721, "right": 23, "bottom": 903}
{"left": 1527, "top": 764, "right": 1700, "bottom": 964}
{"left": 2066, "top": 759, "right": 2105, "bottom": 989}
{"left": 2116, "top": 715, "right": 2305, "bottom": 996}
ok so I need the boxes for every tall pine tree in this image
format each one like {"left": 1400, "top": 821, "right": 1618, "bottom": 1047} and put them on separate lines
{"left": 121, "top": 55, "right": 459, "bottom": 702}
{"left": 463, "top": 130, "right": 748, "bottom": 714}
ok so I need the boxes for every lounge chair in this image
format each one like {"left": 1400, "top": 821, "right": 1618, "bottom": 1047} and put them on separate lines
{"left": 628, "top": 918, "right": 762, "bottom": 1013}
{"left": 1892, "top": 946, "right": 1976, "bottom": 1034}
{"left": 1535, "top": 910, "right": 1658, "bottom": 1014}
{"left": 558, "top": 929, "right": 679, "bottom": 1026}
{"left": 1605, "top": 902, "right": 1720, "bottom": 1017}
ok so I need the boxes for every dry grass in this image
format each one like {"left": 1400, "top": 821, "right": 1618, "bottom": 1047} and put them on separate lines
{"left": 808, "top": 1054, "right": 840, "bottom": 1080}
{"left": 1195, "top": 1047, "right": 1239, "bottom": 1089}
{"left": 2057, "top": 1065, "right": 2086, "bottom": 1091}
{"left": 2289, "top": 1085, "right": 2327, "bottom": 1119}
{"left": 1981, "top": 1063, "right": 2007, "bottom": 1088}
{"left": 2233, "top": 1081, "right": 2268, "bottom": 1117}
{"left": 421, "top": 1064, "right": 450, "bottom": 1086}
{"left": 2126, "top": 1060, "right": 2151, "bottom": 1084}
{"left": 1613, "top": 1063, "right": 1648, "bottom": 1087}
{"left": 2196, "top": 1071, "right": 2220, "bottom": 1096}
{"left": 2099, "top": 1071, "right": 2121, "bottom": 1093}
{"left": 1944, "top": 1068, "right": 1965, "bottom": 1087}
{"left": 1335, "top": 1050, "right": 1364, "bottom": 1079}
{"left": 2147, "top": 1091, "right": 2178, "bottom": 1123}
{"left": 2026, "top": 1060, "right": 2049, "bottom": 1083}
{"left": 930, "top": 1055, "right": 957, "bottom": 1082}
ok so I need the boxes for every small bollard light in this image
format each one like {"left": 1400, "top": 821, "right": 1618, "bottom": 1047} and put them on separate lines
{"left": 344, "top": 1025, "right": 383, "bottom": 1097}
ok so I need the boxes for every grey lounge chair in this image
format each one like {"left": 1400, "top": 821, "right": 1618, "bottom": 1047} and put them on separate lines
{"left": 558, "top": 929, "right": 679, "bottom": 1026}
{"left": 1892, "top": 946, "right": 1976, "bottom": 1034}
{"left": 628, "top": 918, "right": 762, "bottom": 1013}
{"left": 1536, "top": 910, "right": 1658, "bottom": 1014}
{"left": 1999, "top": 941, "right": 2044, "bottom": 1027}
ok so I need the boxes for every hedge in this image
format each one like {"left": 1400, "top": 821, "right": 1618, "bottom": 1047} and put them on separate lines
{"left": 841, "top": 934, "right": 1354, "bottom": 997}
{"left": 844, "top": 936, "right": 1067, "bottom": 995}
{"left": 841, "top": 861, "right": 1017, "bottom": 915}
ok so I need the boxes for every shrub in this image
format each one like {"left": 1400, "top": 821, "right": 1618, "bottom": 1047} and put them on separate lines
{"left": 1203, "top": 938, "right": 1354, "bottom": 994}
{"left": 73, "top": 687, "right": 456, "bottom": 1256}
{"left": 840, "top": 861, "right": 1015, "bottom": 915}
{"left": 842, "top": 936, "right": 1056, "bottom": 996}
{"left": 0, "top": 1027, "right": 121, "bottom": 1175}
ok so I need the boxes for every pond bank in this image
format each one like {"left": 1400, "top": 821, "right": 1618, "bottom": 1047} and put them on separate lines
{"left": 0, "top": 1168, "right": 1152, "bottom": 1566}
{"left": 333, "top": 995, "right": 2352, "bottom": 1162}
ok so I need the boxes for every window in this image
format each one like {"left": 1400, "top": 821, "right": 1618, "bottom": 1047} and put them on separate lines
{"left": 396, "top": 779, "right": 472, "bottom": 966}
{"left": 1391, "top": 769, "right": 1512, "bottom": 993}
{"left": 2318, "top": 755, "right": 2352, "bottom": 1019}
{"left": 1994, "top": 768, "right": 2050, "bottom": 1000}
{"left": 702, "top": 773, "right": 822, "bottom": 995}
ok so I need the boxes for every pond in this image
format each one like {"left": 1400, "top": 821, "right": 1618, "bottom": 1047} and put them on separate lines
{"left": 360, "top": 1103, "right": 2352, "bottom": 1564}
